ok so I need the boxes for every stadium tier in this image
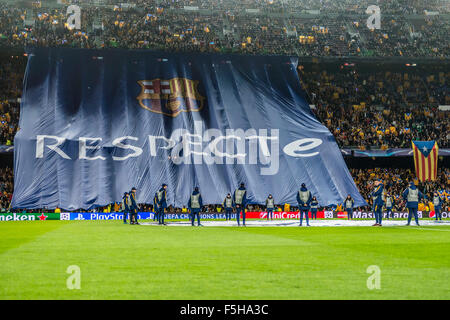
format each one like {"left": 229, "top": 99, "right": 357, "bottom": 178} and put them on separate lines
{"left": 0, "top": 1, "right": 448, "bottom": 56}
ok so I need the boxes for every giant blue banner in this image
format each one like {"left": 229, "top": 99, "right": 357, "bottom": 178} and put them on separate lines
{"left": 12, "top": 48, "right": 366, "bottom": 210}
{"left": 4, "top": 145, "right": 450, "bottom": 157}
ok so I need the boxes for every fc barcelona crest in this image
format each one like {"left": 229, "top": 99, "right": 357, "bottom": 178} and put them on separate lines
{"left": 137, "top": 78, "right": 205, "bottom": 117}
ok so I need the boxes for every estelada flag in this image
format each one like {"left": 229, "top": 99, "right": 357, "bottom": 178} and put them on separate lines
{"left": 412, "top": 141, "right": 439, "bottom": 182}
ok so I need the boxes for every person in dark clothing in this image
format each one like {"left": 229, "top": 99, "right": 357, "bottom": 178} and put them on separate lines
{"left": 153, "top": 192, "right": 159, "bottom": 222}
{"left": 310, "top": 196, "right": 319, "bottom": 220}
{"left": 129, "top": 187, "right": 139, "bottom": 225}
{"left": 188, "top": 186, "right": 203, "bottom": 226}
{"left": 156, "top": 184, "right": 168, "bottom": 225}
{"left": 344, "top": 194, "right": 354, "bottom": 220}
{"left": 223, "top": 193, "right": 234, "bottom": 221}
{"left": 122, "top": 192, "right": 130, "bottom": 224}
{"left": 402, "top": 181, "right": 425, "bottom": 226}
{"left": 233, "top": 183, "right": 247, "bottom": 226}
{"left": 265, "top": 194, "right": 275, "bottom": 220}
{"left": 296, "top": 183, "right": 312, "bottom": 226}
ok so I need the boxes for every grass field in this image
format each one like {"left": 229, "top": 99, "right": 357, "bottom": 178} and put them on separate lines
{"left": 0, "top": 220, "right": 449, "bottom": 299}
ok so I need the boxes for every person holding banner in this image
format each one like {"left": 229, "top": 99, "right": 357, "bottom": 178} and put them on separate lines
{"left": 129, "top": 187, "right": 139, "bottom": 225}
{"left": 310, "top": 196, "right": 319, "bottom": 220}
{"left": 265, "top": 194, "right": 275, "bottom": 220}
{"left": 297, "top": 183, "right": 312, "bottom": 226}
{"left": 188, "top": 187, "right": 203, "bottom": 226}
{"left": 344, "top": 194, "right": 354, "bottom": 220}
{"left": 122, "top": 192, "right": 130, "bottom": 224}
{"left": 438, "top": 185, "right": 447, "bottom": 203}
{"left": 370, "top": 179, "right": 384, "bottom": 226}
{"left": 156, "top": 184, "right": 168, "bottom": 225}
{"left": 153, "top": 192, "right": 159, "bottom": 222}
{"left": 402, "top": 181, "right": 425, "bottom": 226}
{"left": 233, "top": 183, "right": 247, "bottom": 226}
{"left": 433, "top": 191, "right": 443, "bottom": 221}
{"left": 223, "top": 193, "right": 234, "bottom": 221}
{"left": 385, "top": 193, "right": 395, "bottom": 219}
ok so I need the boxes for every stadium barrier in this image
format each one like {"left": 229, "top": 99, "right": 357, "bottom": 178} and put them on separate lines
{"left": 0, "top": 211, "right": 448, "bottom": 221}
{"left": 0, "top": 212, "right": 61, "bottom": 221}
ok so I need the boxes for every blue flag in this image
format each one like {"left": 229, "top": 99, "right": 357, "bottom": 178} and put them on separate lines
{"left": 12, "top": 48, "right": 366, "bottom": 210}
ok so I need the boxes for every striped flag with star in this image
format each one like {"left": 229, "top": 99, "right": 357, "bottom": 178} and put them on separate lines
{"left": 412, "top": 141, "right": 439, "bottom": 182}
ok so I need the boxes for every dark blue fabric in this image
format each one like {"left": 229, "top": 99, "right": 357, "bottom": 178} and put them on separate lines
{"left": 12, "top": 48, "right": 365, "bottom": 210}
{"left": 407, "top": 207, "right": 419, "bottom": 225}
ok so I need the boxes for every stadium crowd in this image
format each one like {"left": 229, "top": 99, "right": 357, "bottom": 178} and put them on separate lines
{"left": 0, "top": 167, "right": 13, "bottom": 212}
{"left": 301, "top": 67, "right": 450, "bottom": 149}
{"left": 350, "top": 167, "right": 450, "bottom": 212}
{"left": 0, "top": 2, "right": 448, "bottom": 57}
{"left": 0, "top": 101, "right": 18, "bottom": 146}
{"left": 77, "top": 0, "right": 450, "bottom": 14}
{"left": 0, "top": 55, "right": 22, "bottom": 146}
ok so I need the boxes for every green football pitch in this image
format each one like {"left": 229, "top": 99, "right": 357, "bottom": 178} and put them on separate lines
{"left": 1, "top": 220, "right": 449, "bottom": 299}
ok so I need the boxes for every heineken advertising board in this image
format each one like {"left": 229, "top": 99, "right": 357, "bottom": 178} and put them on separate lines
{"left": 0, "top": 212, "right": 61, "bottom": 221}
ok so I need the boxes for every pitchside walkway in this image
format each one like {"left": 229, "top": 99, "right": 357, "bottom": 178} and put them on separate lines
{"left": 140, "top": 220, "right": 450, "bottom": 227}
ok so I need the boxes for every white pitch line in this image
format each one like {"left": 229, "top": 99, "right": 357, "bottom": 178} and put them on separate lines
{"left": 389, "top": 226, "right": 450, "bottom": 232}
